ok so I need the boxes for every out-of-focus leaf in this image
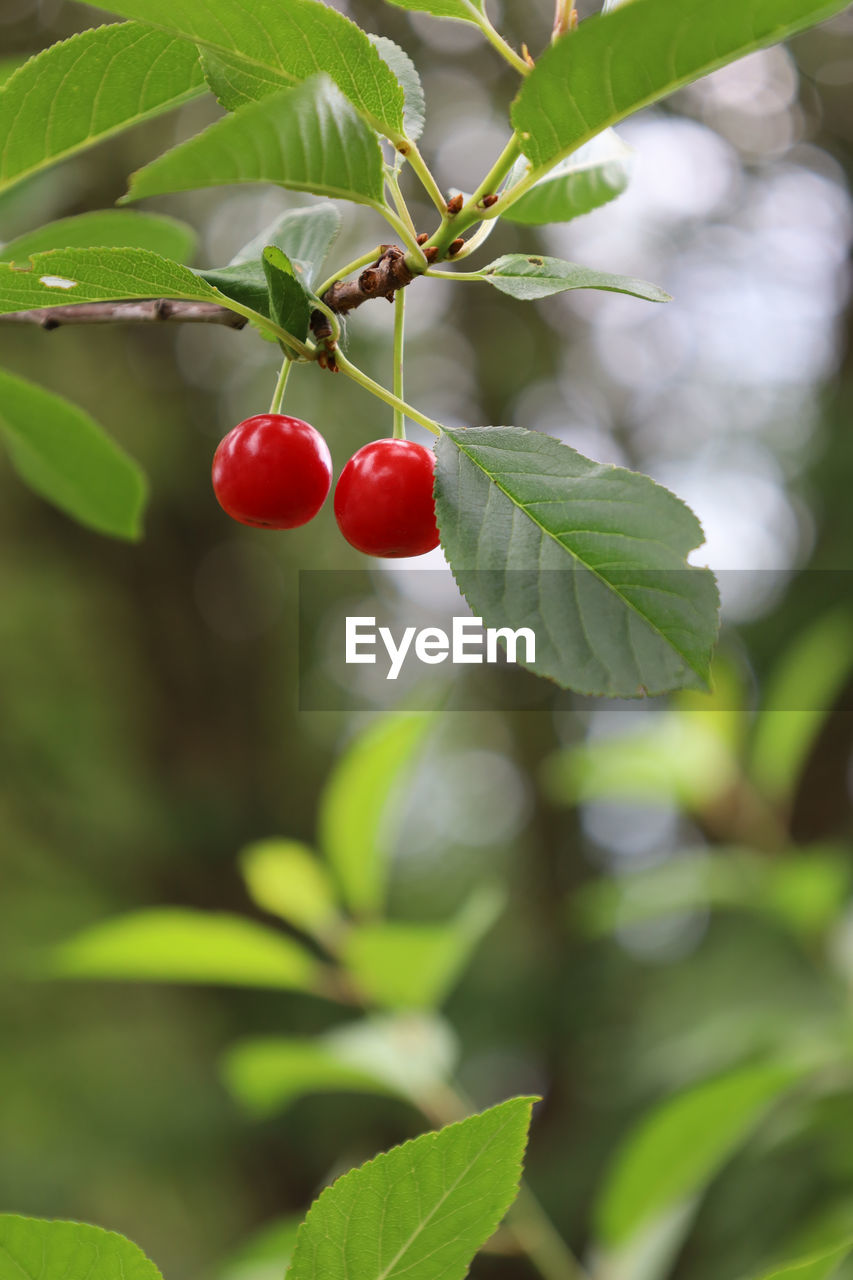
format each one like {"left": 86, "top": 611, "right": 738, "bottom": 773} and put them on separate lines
{"left": 0, "top": 24, "right": 206, "bottom": 196}
{"left": 595, "top": 1063, "right": 802, "bottom": 1250}
{"left": 342, "top": 887, "right": 503, "bottom": 1009}
{"left": 590, "top": 1202, "right": 698, "bottom": 1280}
{"left": 750, "top": 611, "right": 853, "bottom": 803}
{"left": 544, "top": 715, "right": 737, "bottom": 810}
{"left": 223, "top": 1037, "right": 401, "bottom": 1117}
{"left": 502, "top": 131, "right": 633, "bottom": 226}
{"left": 49, "top": 908, "right": 323, "bottom": 992}
{"left": 0, "top": 367, "right": 146, "bottom": 540}
{"left": 224, "top": 1013, "right": 457, "bottom": 1116}
{"left": 753, "top": 1242, "right": 853, "bottom": 1279}
{"left": 286, "top": 1097, "right": 535, "bottom": 1280}
{"left": 239, "top": 839, "right": 341, "bottom": 942}
{"left": 0, "top": 211, "right": 197, "bottom": 264}
{"left": 219, "top": 1218, "right": 301, "bottom": 1280}
{"left": 573, "top": 847, "right": 851, "bottom": 941}
{"left": 0, "top": 1216, "right": 162, "bottom": 1280}
{"left": 318, "top": 713, "right": 433, "bottom": 916}
{"left": 125, "top": 78, "right": 386, "bottom": 208}
{"left": 230, "top": 204, "right": 341, "bottom": 290}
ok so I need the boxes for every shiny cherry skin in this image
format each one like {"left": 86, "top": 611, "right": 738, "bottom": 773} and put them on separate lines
{"left": 212, "top": 414, "right": 332, "bottom": 529}
{"left": 334, "top": 438, "right": 440, "bottom": 558}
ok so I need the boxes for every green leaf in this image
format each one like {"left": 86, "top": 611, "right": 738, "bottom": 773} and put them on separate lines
{"left": 0, "top": 246, "right": 229, "bottom": 313}
{"left": 196, "top": 260, "right": 270, "bottom": 316}
{"left": 240, "top": 839, "right": 341, "bottom": 942}
{"left": 477, "top": 254, "right": 670, "bottom": 303}
{"left": 754, "top": 1243, "right": 853, "bottom": 1280}
{"left": 378, "top": 0, "right": 487, "bottom": 21}
{"left": 91, "top": 0, "right": 405, "bottom": 139}
{"left": 595, "top": 1063, "right": 801, "bottom": 1248}
{"left": 318, "top": 713, "right": 433, "bottom": 916}
{"left": 368, "top": 35, "right": 426, "bottom": 143}
{"left": 224, "top": 1037, "right": 401, "bottom": 1117}
{"left": 199, "top": 47, "right": 287, "bottom": 113}
{"left": 0, "top": 210, "right": 197, "bottom": 264}
{"left": 343, "top": 887, "right": 504, "bottom": 1010}
{"left": 224, "top": 1014, "right": 457, "bottom": 1117}
{"left": 502, "top": 130, "right": 633, "bottom": 226}
{"left": 544, "top": 714, "right": 737, "bottom": 810}
{"left": 286, "top": 1096, "right": 534, "bottom": 1280}
{"left": 49, "top": 908, "right": 323, "bottom": 992}
{"left": 125, "top": 77, "right": 386, "bottom": 209}
{"left": 512, "top": 0, "right": 849, "bottom": 173}
{"left": 750, "top": 610, "right": 853, "bottom": 802}
{"left": 0, "top": 55, "right": 29, "bottom": 89}
{"left": 263, "top": 246, "right": 311, "bottom": 342}
{"left": 434, "top": 427, "right": 719, "bottom": 697}
{"left": 229, "top": 204, "right": 341, "bottom": 290}
{"left": 0, "top": 1215, "right": 163, "bottom": 1280}
{"left": 0, "top": 24, "right": 206, "bottom": 197}
{"left": 0, "top": 367, "right": 146, "bottom": 540}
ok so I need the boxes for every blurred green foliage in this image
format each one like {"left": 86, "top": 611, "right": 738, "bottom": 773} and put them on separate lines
{"left": 1, "top": 3, "right": 853, "bottom": 1280}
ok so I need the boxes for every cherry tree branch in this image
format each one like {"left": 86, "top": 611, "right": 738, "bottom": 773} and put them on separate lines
{"left": 0, "top": 246, "right": 419, "bottom": 342}
{"left": 0, "top": 298, "right": 249, "bottom": 330}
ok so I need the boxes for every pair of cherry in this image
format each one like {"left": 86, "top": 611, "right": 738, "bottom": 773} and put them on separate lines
{"left": 211, "top": 414, "right": 440, "bottom": 558}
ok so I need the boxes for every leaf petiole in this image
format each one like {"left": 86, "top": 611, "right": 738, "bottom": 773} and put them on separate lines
{"left": 402, "top": 141, "right": 447, "bottom": 215}
{"left": 472, "top": 7, "right": 532, "bottom": 75}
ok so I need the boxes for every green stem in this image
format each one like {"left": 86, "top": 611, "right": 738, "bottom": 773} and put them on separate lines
{"left": 473, "top": 8, "right": 532, "bottom": 75}
{"left": 221, "top": 298, "right": 314, "bottom": 360}
{"left": 312, "top": 295, "right": 341, "bottom": 346}
{"left": 510, "top": 1185, "right": 588, "bottom": 1280}
{"left": 425, "top": 268, "right": 483, "bottom": 282}
{"left": 316, "top": 248, "right": 385, "bottom": 302}
{"left": 387, "top": 169, "right": 419, "bottom": 240}
{"left": 269, "top": 356, "right": 292, "bottom": 413}
{"left": 403, "top": 141, "right": 447, "bottom": 215}
{"left": 393, "top": 289, "right": 406, "bottom": 440}
{"left": 412, "top": 134, "right": 524, "bottom": 268}
{"left": 375, "top": 200, "right": 427, "bottom": 259}
{"left": 335, "top": 349, "right": 441, "bottom": 438}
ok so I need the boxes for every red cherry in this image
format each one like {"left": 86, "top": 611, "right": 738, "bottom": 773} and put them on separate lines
{"left": 212, "top": 414, "right": 332, "bottom": 529}
{"left": 334, "top": 438, "right": 440, "bottom": 558}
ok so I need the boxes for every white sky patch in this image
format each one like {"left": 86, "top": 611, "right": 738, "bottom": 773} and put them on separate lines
{"left": 39, "top": 275, "right": 77, "bottom": 290}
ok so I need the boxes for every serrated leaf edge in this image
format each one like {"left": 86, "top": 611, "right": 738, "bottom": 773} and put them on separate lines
{"left": 437, "top": 427, "right": 720, "bottom": 691}
{"left": 286, "top": 1096, "right": 537, "bottom": 1280}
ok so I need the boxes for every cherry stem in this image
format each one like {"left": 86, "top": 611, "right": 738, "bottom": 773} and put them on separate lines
{"left": 392, "top": 290, "right": 406, "bottom": 440}
{"left": 335, "top": 350, "right": 441, "bottom": 438}
{"left": 269, "top": 357, "right": 292, "bottom": 414}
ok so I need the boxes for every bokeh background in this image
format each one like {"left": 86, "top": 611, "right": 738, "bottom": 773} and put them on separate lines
{"left": 2, "top": 1, "right": 853, "bottom": 1278}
